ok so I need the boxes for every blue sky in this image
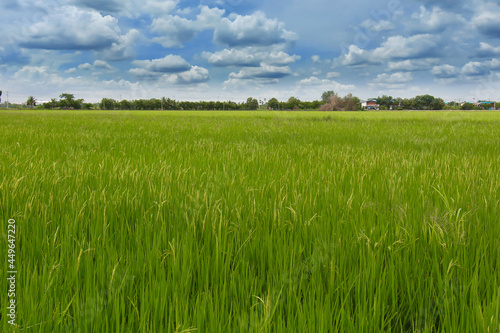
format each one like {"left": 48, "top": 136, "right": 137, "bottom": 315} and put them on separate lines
{"left": 1, "top": 0, "right": 500, "bottom": 103}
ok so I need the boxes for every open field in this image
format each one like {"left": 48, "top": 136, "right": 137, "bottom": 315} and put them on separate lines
{"left": 1, "top": 110, "right": 499, "bottom": 332}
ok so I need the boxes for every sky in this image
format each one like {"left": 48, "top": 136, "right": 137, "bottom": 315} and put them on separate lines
{"left": 1, "top": 0, "right": 500, "bottom": 104}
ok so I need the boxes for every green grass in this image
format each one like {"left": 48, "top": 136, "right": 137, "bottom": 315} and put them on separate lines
{"left": 1, "top": 110, "right": 499, "bottom": 332}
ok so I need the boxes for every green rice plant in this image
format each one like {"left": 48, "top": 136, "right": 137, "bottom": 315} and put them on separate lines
{"left": 0, "top": 110, "right": 499, "bottom": 332}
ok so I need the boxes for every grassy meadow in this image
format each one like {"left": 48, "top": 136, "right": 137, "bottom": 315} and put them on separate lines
{"left": 1, "top": 110, "right": 499, "bottom": 332}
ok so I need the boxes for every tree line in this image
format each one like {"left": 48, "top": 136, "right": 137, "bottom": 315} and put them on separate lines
{"left": 19, "top": 92, "right": 498, "bottom": 111}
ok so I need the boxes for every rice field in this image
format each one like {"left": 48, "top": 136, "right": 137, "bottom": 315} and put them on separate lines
{"left": 1, "top": 110, "right": 499, "bottom": 332}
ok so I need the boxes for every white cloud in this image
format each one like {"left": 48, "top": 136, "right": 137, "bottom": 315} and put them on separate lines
{"left": 360, "top": 19, "right": 395, "bottom": 33}
{"left": 72, "top": 0, "right": 179, "bottom": 16}
{"left": 374, "top": 72, "right": 413, "bottom": 84}
{"left": 477, "top": 42, "right": 500, "bottom": 57}
{"left": 196, "top": 6, "right": 226, "bottom": 29}
{"left": 71, "top": 0, "right": 124, "bottom": 12}
{"left": 472, "top": 2, "right": 500, "bottom": 38}
{"left": 214, "top": 11, "right": 298, "bottom": 48}
{"left": 484, "top": 59, "right": 500, "bottom": 70}
{"left": 326, "top": 72, "right": 341, "bottom": 79}
{"left": 409, "top": 6, "right": 465, "bottom": 33}
{"left": 161, "top": 66, "right": 210, "bottom": 85}
{"left": 98, "top": 29, "right": 140, "bottom": 61}
{"left": 75, "top": 60, "right": 113, "bottom": 71}
{"left": 311, "top": 55, "right": 321, "bottom": 63}
{"left": 78, "top": 63, "right": 93, "bottom": 70}
{"left": 202, "top": 49, "right": 260, "bottom": 67}
{"left": 130, "top": 55, "right": 209, "bottom": 85}
{"left": 388, "top": 59, "right": 439, "bottom": 72}
{"left": 228, "top": 66, "right": 293, "bottom": 81}
{"left": 151, "top": 16, "right": 199, "bottom": 48}
{"left": 461, "top": 61, "right": 490, "bottom": 77}
{"left": 141, "top": 0, "right": 178, "bottom": 15}
{"left": 341, "top": 34, "right": 440, "bottom": 67}
{"left": 298, "top": 76, "right": 355, "bottom": 91}
{"left": 431, "top": 64, "right": 460, "bottom": 79}
{"left": 341, "top": 45, "right": 380, "bottom": 67}
{"left": 20, "top": 6, "right": 122, "bottom": 50}
{"left": 369, "top": 72, "right": 413, "bottom": 89}
{"left": 151, "top": 6, "right": 225, "bottom": 48}
{"left": 202, "top": 48, "right": 300, "bottom": 67}
{"left": 132, "top": 55, "right": 191, "bottom": 73}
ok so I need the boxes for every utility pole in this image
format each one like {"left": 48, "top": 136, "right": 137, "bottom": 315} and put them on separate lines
{"left": 6, "top": 91, "right": 9, "bottom": 109}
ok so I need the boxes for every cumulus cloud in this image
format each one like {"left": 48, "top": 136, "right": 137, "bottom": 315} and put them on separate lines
{"left": 416, "top": 0, "right": 466, "bottom": 10}
{"left": 151, "top": 6, "right": 225, "bottom": 48}
{"left": 472, "top": 3, "right": 500, "bottom": 38}
{"left": 374, "top": 72, "right": 413, "bottom": 84}
{"left": 461, "top": 61, "right": 490, "bottom": 77}
{"left": 151, "top": 16, "right": 199, "bottom": 48}
{"left": 388, "top": 59, "right": 439, "bottom": 72}
{"left": 298, "top": 76, "right": 355, "bottom": 90}
{"left": 161, "top": 66, "right": 210, "bottom": 85}
{"left": 129, "top": 55, "right": 209, "bottom": 85}
{"left": 214, "top": 11, "right": 298, "bottom": 48}
{"left": 477, "top": 42, "right": 500, "bottom": 57}
{"left": 72, "top": 0, "right": 179, "bottom": 16}
{"left": 132, "top": 55, "right": 191, "bottom": 73}
{"left": 71, "top": 0, "right": 123, "bottom": 12}
{"left": 311, "top": 55, "right": 321, "bottom": 63}
{"left": 341, "top": 34, "right": 440, "bottom": 67}
{"left": 202, "top": 48, "right": 300, "bottom": 67}
{"left": 369, "top": 72, "right": 413, "bottom": 90}
{"left": 141, "top": 0, "right": 178, "bottom": 15}
{"left": 65, "top": 60, "right": 114, "bottom": 76}
{"left": 432, "top": 60, "right": 500, "bottom": 83}
{"left": 202, "top": 49, "right": 260, "bottom": 67}
{"left": 341, "top": 45, "right": 381, "bottom": 67}
{"left": 20, "top": 6, "right": 122, "bottom": 50}
{"left": 229, "top": 66, "right": 292, "bottom": 80}
{"left": 409, "top": 6, "right": 465, "bottom": 33}
{"left": 360, "top": 19, "right": 395, "bottom": 33}
{"left": 98, "top": 29, "right": 140, "bottom": 61}
{"left": 431, "top": 64, "right": 460, "bottom": 79}
{"left": 326, "top": 72, "right": 341, "bottom": 79}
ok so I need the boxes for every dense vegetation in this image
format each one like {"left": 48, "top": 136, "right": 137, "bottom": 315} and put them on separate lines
{"left": 1, "top": 110, "right": 499, "bottom": 332}
{"left": 11, "top": 91, "right": 498, "bottom": 111}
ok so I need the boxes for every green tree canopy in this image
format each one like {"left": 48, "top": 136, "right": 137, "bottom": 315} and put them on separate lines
{"left": 322, "top": 91, "right": 337, "bottom": 103}
{"left": 268, "top": 98, "right": 279, "bottom": 110}
{"left": 26, "top": 96, "right": 36, "bottom": 109}
{"left": 245, "top": 97, "right": 259, "bottom": 110}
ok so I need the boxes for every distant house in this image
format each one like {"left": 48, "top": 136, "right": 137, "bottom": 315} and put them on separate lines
{"left": 361, "top": 99, "right": 379, "bottom": 110}
{"left": 476, "top": 101, "right": 496, "bottom": 110}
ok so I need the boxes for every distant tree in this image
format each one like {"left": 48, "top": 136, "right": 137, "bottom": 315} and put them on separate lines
{"left": 430, "top": 98, "right": 446, "bottom": 110}
{"left": 26, "top": 96, "right": 36, "bottom": 109}
{"left": 161, "top": 97, "right": 178, "bottom": 110}
{"left": 376, "top": 95, "right": 393, "bottom": 109}
{"left": 320, "top": 93, "right": 359, "bottom": 111}
{"left": 43, "top": 98, "right": 58, "bottom": 109}
{"left": 268, "top": 98, "right": 279, "bottom": 110}
{"left": 322, "top": 91, "right": 337, "bottom": 103}
{"left": 100, "top": 98, "right": 116, "bottom": 110}
{"left": 82, "top": 103, "right": 94, "bottom": 110}
{"left": 286, "top": 96, "right": 301, "bottom": 110}
{"left": 460, "top": 102, "right": 481, "bottom": 110}
{"left": 414, "top": 94, "right": 435, "bottom": 110}
{"left": 59, "top": 93, "right": 75, "bottom": 109}
{"left": 394, "top": 98, "right": 403, "bottom": 109}
{"left": 118, "top": 100, "right": 132, "bottom": 110}
{"left": 401, "top": 98, "right": 414, "bottom": 110}
{"left": 245, "top": 97, "right": 259, "bottom": 110}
